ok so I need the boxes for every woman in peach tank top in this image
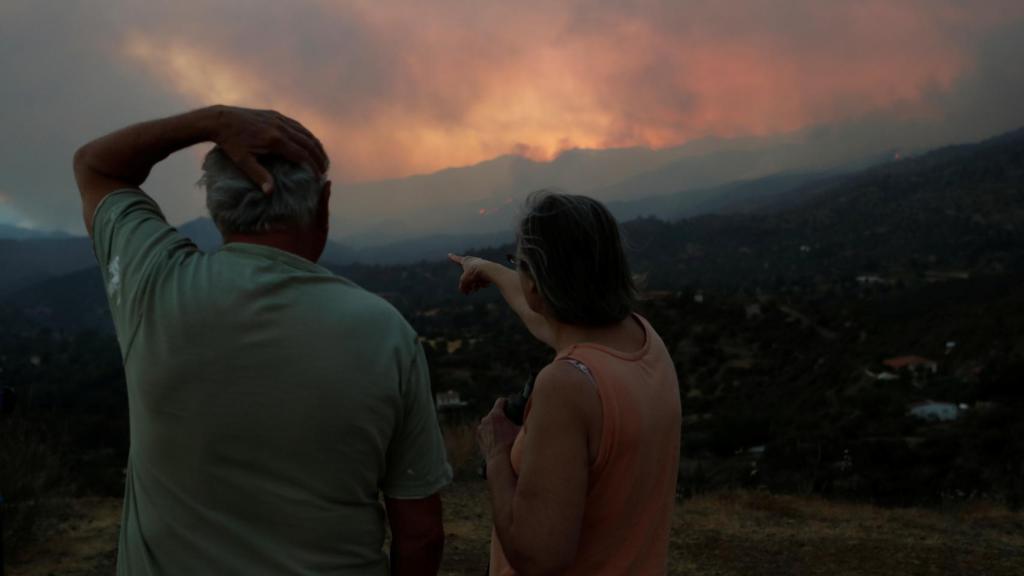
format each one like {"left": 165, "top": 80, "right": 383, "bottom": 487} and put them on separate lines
{"left": 450, "top": 190, "right": 682, "bottom": 575}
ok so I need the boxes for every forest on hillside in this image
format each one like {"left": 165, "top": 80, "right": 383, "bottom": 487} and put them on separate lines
{"left": 2, "top": 128, "right": 1024, "bottom": 553}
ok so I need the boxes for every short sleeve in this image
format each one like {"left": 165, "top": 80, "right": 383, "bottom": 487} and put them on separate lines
{"left": 91, "top": 189, "right": 196, "bottom": 357}
{"left": 382, "top": 341, "right": 453, "bottom": 498}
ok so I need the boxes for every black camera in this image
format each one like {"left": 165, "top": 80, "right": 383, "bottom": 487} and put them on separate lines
{"left": 502, "top": 375, "right": 534, "bottom": 426}
{"left": 479, "top": 374, "right": 534, "bottom": 479}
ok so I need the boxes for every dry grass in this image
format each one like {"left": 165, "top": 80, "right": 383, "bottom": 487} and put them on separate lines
{"left": 1, "top": 418, "right": 71, "bottom": 553}
{"left": 443, "top": 423, "right": 483, "bottom": 479}
{"left": 7, "top": 498, "right": 119, "bottom": 576}
{"left": 669, "top": 490, "right": 1024, "bottom": 576}
{"left": 8, "top": 483, "right": 1024, "bottom": 576}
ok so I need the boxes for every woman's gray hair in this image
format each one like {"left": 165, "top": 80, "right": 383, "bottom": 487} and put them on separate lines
{"left": 199, "top": 147, "right": 326, "bottom": 234}
{"left": 517, "top": 190, "right": 638, "bottom": 326}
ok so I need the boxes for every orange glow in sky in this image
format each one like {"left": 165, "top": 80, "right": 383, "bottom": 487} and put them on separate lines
{"left": 4, "top": 0, "right": 1023, "bottom": 235}
{"left": 114, "top": 1, "right": 1017, "bottom": 183}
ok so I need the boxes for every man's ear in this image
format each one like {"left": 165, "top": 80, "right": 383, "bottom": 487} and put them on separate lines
{"left": 317, "top": 181, "right": 332, "bottom": 230}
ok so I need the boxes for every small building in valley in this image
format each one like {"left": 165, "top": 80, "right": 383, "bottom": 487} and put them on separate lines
{"left": 436, "top": 390, "right": 468, "bottom": 410}
{"left": 883, "top": 356, "right": 938, "bottom": 374}
{"left": 908, "top": 400, "right": 959, "bottom": 422}
{"left": 865, "top": 369, "right": 900, "bottom": 381}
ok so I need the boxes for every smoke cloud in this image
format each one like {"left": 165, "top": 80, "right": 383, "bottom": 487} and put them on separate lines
{"left": 0, "top": 0, "right": 1021, "bottom": 234}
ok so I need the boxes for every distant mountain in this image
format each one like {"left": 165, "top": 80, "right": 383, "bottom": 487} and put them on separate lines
{"left": 0, "top": 219, "right": 224, "bottom": 299}
{"left": 0, "top": 223, "right": 74, "bottom": 240}
{"left": 332, "top": 147, "right": 681, "bottom": 244}
{"left": 327, "top": 125, "right": 1024, "bottom": 298}
{"left": 603, "top": 170, "right": 848, "bottom": 223}
{"left": 177, "top": 219, "right": 222, "bottom": 252}
{"left": 4, "top": 126, "right": 1020, "bottom": 333}
{"left": 591, "top": 138, "right": 903, "bottom": 203}
{"left": 0, "top": 219, "right": 227, "bottom": 298}
{"left": 331, "top": 230, "right": 515, "bottom": 265}
{"left": 0, "top": 237, "right": 95, "bottom": 297}
{"left": 331, "top": 123, "right": 909, "bottom": 244}
{"left": 3, "top": 266, "right": 111, "bottom": 332}
{"left": 175, "top": 217, "right": 512, "bottom": 266}
{"left": 628, "top": 126, "right": 1024, "bottom": 290}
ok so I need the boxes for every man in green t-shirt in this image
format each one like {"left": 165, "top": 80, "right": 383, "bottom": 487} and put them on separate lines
{"left": 73, "top": 106, "right": 452, "bottom": 575}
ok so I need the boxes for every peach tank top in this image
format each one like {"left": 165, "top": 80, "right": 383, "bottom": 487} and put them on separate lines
{"left": 490, "top": 314, "right": 682, "bottom": 575}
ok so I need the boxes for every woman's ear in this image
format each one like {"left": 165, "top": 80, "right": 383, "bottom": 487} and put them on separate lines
{"left": 522, "top": 273, "right": 545, "bottom": 315}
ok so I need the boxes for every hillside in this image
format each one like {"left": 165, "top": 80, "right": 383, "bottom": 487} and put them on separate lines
{"left": 330, "top": 120, "right": 912, "bottom": 242}
{"left": 628, "top": 126, "right": 1024, "bottom": 290}
{"left": 0, "top": 223, "right": 74, "bottom": 241}
{"left": 602, "top": 169, "right": 846, "bottom": 223}
{"left": 0, "top": 237, "right": 94, "bottom": 297}
{"left": 1, "top": 126, "right": 1022, "bottom": 514}
{"left": 8, "top": 126, "right": 1020, "bottom": 332}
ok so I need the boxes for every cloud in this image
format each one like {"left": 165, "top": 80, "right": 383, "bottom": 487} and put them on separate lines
{"left": 0, "top": 1, "right": 196, "bottom": 232}
{"left": 0, "top": 191, "right": 20, "bottom": 226}
{"left": 117, "top": 0, "right": 1023, "bottom": 179}
{"left": 0, "top": 0, "right": 1021, "bottom": 234}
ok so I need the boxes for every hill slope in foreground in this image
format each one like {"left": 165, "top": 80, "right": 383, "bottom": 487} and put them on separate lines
{"left": 10, "top": 481, "right": 1024, "bottom": 576}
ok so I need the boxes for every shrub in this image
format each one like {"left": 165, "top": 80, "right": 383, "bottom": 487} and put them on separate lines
{"left": 0, "top": 416, "right": 71, "bottom": 555}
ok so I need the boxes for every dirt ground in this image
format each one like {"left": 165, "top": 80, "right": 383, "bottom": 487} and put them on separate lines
{"left": 8, "top": 481, "right": 1024, "bottom": 575}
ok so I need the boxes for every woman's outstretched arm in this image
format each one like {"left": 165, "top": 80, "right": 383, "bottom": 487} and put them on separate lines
{"left": 448, "top": 254, "right": 556, "bottom": 348}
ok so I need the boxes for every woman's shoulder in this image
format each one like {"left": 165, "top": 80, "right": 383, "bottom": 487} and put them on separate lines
{"left": 528, "top": 359, "right": 604, "bottom": 464}
{"left": 536, "top": 360, "right": 595, "bottom": 392}
{"left": 532, "top": 360, "right": 602, "bottom": 416}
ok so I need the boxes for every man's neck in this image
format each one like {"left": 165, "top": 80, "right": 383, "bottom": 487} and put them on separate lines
{"left": 223, "top": 230, "right": 321, "bottom": 263}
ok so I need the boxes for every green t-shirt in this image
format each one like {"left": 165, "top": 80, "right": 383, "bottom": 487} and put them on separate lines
{"left": 91, "top": 190, "right": 452, "bottom": 575}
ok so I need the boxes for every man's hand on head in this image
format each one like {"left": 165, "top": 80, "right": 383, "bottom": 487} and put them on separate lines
{"left": 207, "top": 106, "right": 329, "bottom": 194}
{"left": 73, "top": 105, "right": 329, "bottom": 236}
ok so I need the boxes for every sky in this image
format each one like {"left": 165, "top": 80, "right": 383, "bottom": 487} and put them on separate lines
{"left": 1, "top": 0, "right": 1023, "bottom": 235}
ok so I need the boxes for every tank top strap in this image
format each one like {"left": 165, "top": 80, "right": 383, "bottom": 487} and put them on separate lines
{"left": 559, "top": 356, "right": 596, "bottom": 385}
{"left": 557, "top": 349, "right": 615, "bottom": 476}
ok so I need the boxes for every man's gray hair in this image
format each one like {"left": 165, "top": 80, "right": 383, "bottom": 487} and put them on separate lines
{"left": 199, "top": 147, "right": 325, "bottom": 234}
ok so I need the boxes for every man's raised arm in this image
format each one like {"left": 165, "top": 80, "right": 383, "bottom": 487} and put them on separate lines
{"left": 73, "top": 105, "right": 328, "bottom": 236}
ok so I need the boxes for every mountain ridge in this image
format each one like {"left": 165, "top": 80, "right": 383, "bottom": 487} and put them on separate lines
{"left": 4, "top": 124, "right": 1021, "bottom": 332}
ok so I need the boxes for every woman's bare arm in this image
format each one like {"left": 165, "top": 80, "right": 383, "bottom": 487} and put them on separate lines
{"left": 481, "top": 362, "right": 600, "bottom": 575}
{"left": 448, "top": 254, "right": 556, "bottom": 348}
